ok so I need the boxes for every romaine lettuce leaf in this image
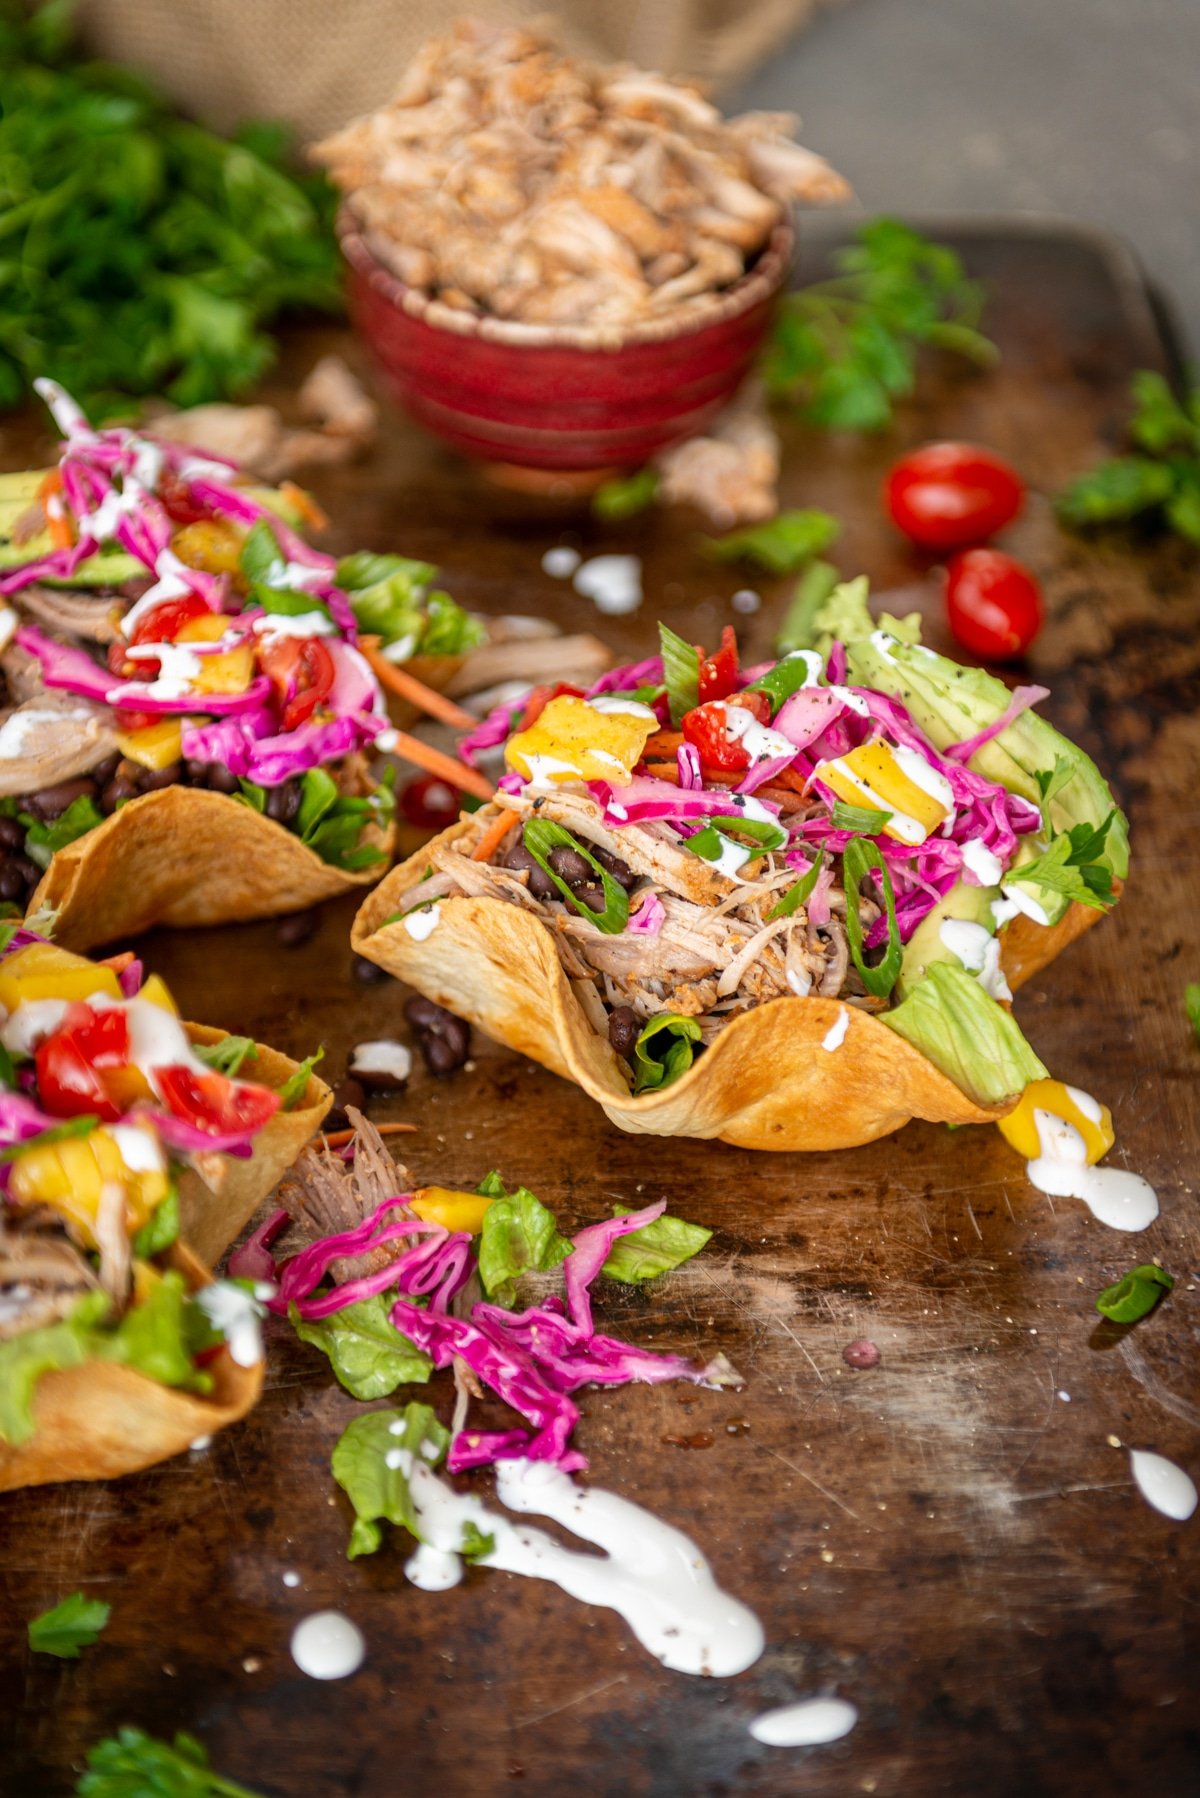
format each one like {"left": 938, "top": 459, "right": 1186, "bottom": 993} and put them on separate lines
{"left": 881, "top": 961, "right": 1047, "bottom": 1106}
{"left": 331, "top": 1403, "right": 450, "bottom": 1559}
{"left": 290, "top": 1295, "right": 431, "bottom": 1400}
{"left": 477, "top": 1179, "right": 572, "bottom": 1304}
{"left": 601, "top": 1206, "right": 712, "bottom": 1284}
{"left": 0, "top": 1298, "right": 102, "bottom": 1444}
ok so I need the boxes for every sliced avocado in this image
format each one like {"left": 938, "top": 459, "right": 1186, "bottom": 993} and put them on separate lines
{"left": 882, "top": 961, "right": 1047, "bottom": 1107}
{"left": 898, "top": 879, "right": 998, "bottom": 998}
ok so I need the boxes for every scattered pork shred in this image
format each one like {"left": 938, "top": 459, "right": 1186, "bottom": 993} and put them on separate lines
{"left": 313, "top": 21, "right": 849, "bottom": 333}
{"left": 144, "top": 356, "right": 378, "bottom": 481}
{"left": 655, "top": 380, "right": 781, "bottom": 526}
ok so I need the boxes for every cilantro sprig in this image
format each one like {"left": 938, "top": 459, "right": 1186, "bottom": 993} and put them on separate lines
{"left": 1058, "top": 372, "right": 1200, "bottom": 544}
{"left": 28, "top": 1591, "right": 110, "bottom": 1659}
{"left": 700, "top": 509, "right": 840, "bottom": 574}
{"left": 762, "top": 219, "right": 997, "bottom": 431}
{"left": 75, "top": 1728, "right": 263, "bottom": 1798}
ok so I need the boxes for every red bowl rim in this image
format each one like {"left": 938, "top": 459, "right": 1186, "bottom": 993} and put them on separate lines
{"left": 338, "top": 206, "right": 796, "bottom": 355}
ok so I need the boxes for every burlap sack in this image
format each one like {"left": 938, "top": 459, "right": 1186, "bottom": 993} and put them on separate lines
{"left": 78, "top": 2, "right": 824, "bottom": 141}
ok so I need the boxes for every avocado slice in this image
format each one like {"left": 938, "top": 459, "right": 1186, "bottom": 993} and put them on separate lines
{"left": 897, "top": 879, "right": 999, "bottom": 998}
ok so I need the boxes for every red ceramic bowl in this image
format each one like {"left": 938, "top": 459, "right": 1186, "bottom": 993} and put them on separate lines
{"left": 339, "top": 209, "right": 795, "bottom": 476}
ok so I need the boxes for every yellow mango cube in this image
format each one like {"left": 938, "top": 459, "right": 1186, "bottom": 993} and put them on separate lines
{"left": 0, "top": 942, "right": 120, "bottom": 1011}
{"left": 175, "top": 612, "right": 229, "bottom": 645}
{"left": 137, "top": 973, "right": 178, "bottom": 1015}
{"left": 409, "top": 1187, "right": 496, "bottom": 1235}
{"left": 816, "top": 741, "right": 953, "bottom": 845}
{"left": 115, "top": 718, "right": 183, "bottom": 770}
{"left": 192, "top": 645, "right": 254, "bottom": 696}
{"left": 998, "top": 1078, "right": 1115, "bottom": 1166}
{"left": 171, "top": 519, "right": 244, "bottom": 577}
{"left": 506, "top": 696, "right": 655, "bottom": 787}
{"left": 8, "top": 1124, "right": 168, "bottom": 1247}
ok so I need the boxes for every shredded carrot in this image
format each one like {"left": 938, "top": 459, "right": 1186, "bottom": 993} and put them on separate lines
{"left": 642, "top": 730, "right": 684, "bottom": 758}
{"left": 385, "top": 725, "right": 494, "bottom": 804}
{"left": 641, "top": 760, "right": 680, "bottom": 785}
{"left": 36, "top": 469, "right": 63, "bottom": 503}
{"left": 320, "top": 1122, "right": 418, "bottom": 1149}
{"left": 280, "top": 481, "right": 328, "bottom": 532}
{"left": 97, "top": 951, "right": 137, "bottom": 975}
{"left": 471, "top": 808, "right": 520, "bottom": 862}
{"left": 361, "top": 638, "right": 477, "bottom": 731}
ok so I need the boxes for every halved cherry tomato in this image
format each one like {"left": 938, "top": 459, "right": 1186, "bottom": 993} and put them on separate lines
{"left": 400, "top": 773, "right": 463, "bottom": 830}
{"left": 945, "top": 548, "right": 1043, "bottom": 661}
{"left": 113, "top": 709, "right": 160, "bottom": 733}
{"left": 129, "top": 595, "right": 212, "bottom": 647}
{"left": 518, "top": 682, "right": 585, "bottom": 730}
{"left": 884, "top": 443, "right": 1024, "bottom": 550}
{"left": 35, "top": 1004, "right": 132, "bottom": 1122}
{"left": 156, "top": 469, "right": 212, "bottom": 527}
{"left": 681, "top": 700, "right": 750, "bottom": 773}
{"left": 697, "top": 626, "right": 740, "bottom": 704}
{"left": 156, "top": 1065, "right": 281, "bottom": 1138}
{"left": 257, "top": 636, "right": 335, "bottom": 730}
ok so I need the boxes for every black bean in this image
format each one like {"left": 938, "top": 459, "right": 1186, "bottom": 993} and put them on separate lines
{"left": 276, "top": 909, "right": 317, "bottom": 948}
{"left": 11, "top": 854, "right": 40, "bottom": 889}
{"left": 265, "top": 779, "right": 301, "bottom": 825}
{"left": 547, "top": 845, "right": 591, "bottom": 886}
{"left": 594, "top": 845, "right": 636, "bottom": 890}
{"left": 404, "top": 997, "right": 446, "bottom": 1031}
{"left": 90, "top": 754, "right": 121, "bottom": 788}
{"left": 422, "top": 1029, "right": 469, "bottom": 1075}
{"left": 574, "top": 884, "right": 605, "bottom": 913}
{"left": 208, "top": 764, "right": 241, "bottom": 796}
{"left": 503, "top": 839, "right": 555, "bottom": 898}
{"left": 353, "top": 954, "right": 389, "bottom": 985}
{"left": 0, "top": 817, "right": 24, "bottom": 851}
{"left": 325, "top": 1078, "right": 367, "bottom": 1133}
{"left": 608, "top": 1006, "right": 640, "bottom": 1059}
{"left": 404, "top": 996, "right": 470, "bottom": 1075}
{"left": 24, "top": 777, "right": 97, "bottom": 821}
{"left": 138, "top": 759, "right": 182, "bottom": 793}
{"left": 100, "top": 773, "right": 140, "bottom": 815}
{"left": 184, "top": 759, "right": 212, "bottom": 787}
{"left": 0, "top": 860, "right": 27, "bottom": 902}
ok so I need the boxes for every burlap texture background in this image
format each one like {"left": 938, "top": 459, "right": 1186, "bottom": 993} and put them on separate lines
{"left": 77, "top": 2, "right": 823, "bottom": 141}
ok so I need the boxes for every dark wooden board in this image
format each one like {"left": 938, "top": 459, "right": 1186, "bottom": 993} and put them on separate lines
{"left": 1, "top": 223, "right": 1198, "bottom": 1798}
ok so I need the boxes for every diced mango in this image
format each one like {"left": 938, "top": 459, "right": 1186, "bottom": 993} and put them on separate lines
{"left": 816, "top": 741, "right": 952, "bottom": 844}
{"left": 175, "top": 612, "right": 230, "bottom": 644}
{"left": 192, "top": 645, "right": 254, "bottom": 695}
{"left": 409, "top": 1187, "right": 496, "bottom": 1235}
{"left": 115, "top": 717, "right": 183, "bottom": 770}
{"left": 171, "top": 519, "right": 244, "bottom": 577}
{"left": 998, "top": 1078, "right": 1115, "bottom": 1166}
{"left": 505, "top": 695, "right": 655, "bottom": 788}
{"left": 0, "top": 942, "right": 120, "bottom": 1011}
{"left": 137, "top": 973, "right": 178, "bottom": 1015}
{"left": 8, "top": 1124, "right": 168, "bottom": 1247}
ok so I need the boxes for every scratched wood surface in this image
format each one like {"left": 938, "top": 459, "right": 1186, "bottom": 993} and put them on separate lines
{"left": 1, "top": 224, "right": 1198, "bottom": 1797}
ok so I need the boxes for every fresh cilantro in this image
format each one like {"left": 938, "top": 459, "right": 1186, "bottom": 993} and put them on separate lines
{"left": 701, "top": 509, "right": 840, "bottom": 574}
{"left": 0, "top": 9, "right": 341, "bottom": 417}
{"left": 21, "top": 795, "right": 104, "bottom": 870}
{"left": 276, "top": 1045, "right": 324, "bottom": 1110}
{"left": 601, "top": 1205, "right": 711, "bottom": 1282}
{"left": 762, "top": 219, "right": 996, "bottom": 431}
{"left": 0, "top": 1115, "right": 100, "bottom": 1164}
{"left": 331, "top": 1404, "right": 450, "bottom": 1559}
{"left": 28, "top": 1591, "right": 111, "bottom": 1659}
{"left": 238, "top": 519, "right": 282, "bottom": 584}
{"left": 75, "top": 1727, "right": 263, "bottom": 1797}
{"left": 592, "top": 467, "right": 660, "bottom": 521}
{"left": 775, "top": 560, "right": 842, "bottom": 654}
{"left": 831, "top": 801, "right": 893, "bottom": 835}
{"left": 631, "top": 1013, "right": 703, "bottom": 1094}
{"left": 658, "top": 621, "right": 700, "bottom": 725}
{"left": 477, "top": 1180, "right": 572, "bottom": 1305}
{"left": 460, "top": 1521, "right": 496, "bottom": 1562}
{"left": 290, "top": 1295, "right": 430, "bottom": 1399}
{"left": 842, "top": 836, "right": 902, "bottom": 998}
{"left": 1095, "top": 1263, "right": 1174, "bottom": 1324}
{"left": 1058, "top": 372, "right": 1200, "bottom": 544}
{"left": 1186, "top": 983, "right": 1200, "bottom": 1043}
{"left": 131, "top": 1187, "right": 180, "bottom": 1259}
{"left": 522, "top": 818, "right": 629, "bottom": 934}
{"left": 196, "top": 1036, "right": 258, "bottom": 1077}
{"left": 767, "top": 848, "right": 825, "bottom": 920}
{"left": 1010, "top": 811, "right": 1118, "bottom": 912}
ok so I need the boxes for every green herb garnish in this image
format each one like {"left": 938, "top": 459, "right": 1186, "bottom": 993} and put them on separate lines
{"left": 75, "top": 1727, "right": 264, "bottom": 1798}
{"left": 1058, "top": 372, "right": 1200, "bottom": 544}
{"left": 1187, "top": 983, "right": 1200, "bottom": 1043}
{"left": 1008, "top": 810, "right": 1117, "bottom": 912}
{"left": 592, "top": 467, "right": 660, "bottom": 521}
{"left": 842, "top": 836, "right": 902, "bottom": 998}
{"left": 701, "top": 509, "right": 839, "bottom": 574}
{"left": 1095, "top": 1263, "right": 1174, "bottom": 1324}
{"left": 767, "top": 849, "right": 825, "bottom": 920}
{"left": 762, "top": 219, "right": 996, "bottom": 431}
{"left": 522, "top": 819, "right": 629, "bottom": 934}
{"left": 196, "top": 1036, "right": 258, "bottom": 1077}
{"left": 460, "top": 1521, "right": 496, "bottom": 1562}
{"left": 28, "top": 1591, "right": 111, "bottom": 1659}
{"left": 276, "top": 1046, "right": 324, "bottom": 1110}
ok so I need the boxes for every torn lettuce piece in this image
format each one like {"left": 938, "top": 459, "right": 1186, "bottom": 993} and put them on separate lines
{"left": 601, "top": 1206, "right": 712, "bottom": 1284}
{"left": 290, "top": 1295, "right": 431, "bottom": 1400}
{"left": 331, "top": 1403, "right": 450, "bottom": 1559}
{"left": 881, "top": 961, "right": 1047, "bottom": 1107}
{"left": 476, "top": 1178, "right": 572, "bottom": 1305}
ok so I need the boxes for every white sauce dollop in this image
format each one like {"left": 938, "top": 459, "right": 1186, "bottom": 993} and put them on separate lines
{"left": 573, "top": 554, "right": 642, "bottom": 615}
{"left": 723, "top": 706, "right": 794, "bottom": 764}
{"left": 290, "top": 1611, "right": 366, "bottom": 1680}
{"left": 588, "top": 696, "right": 659, "bottom": 722}
{"left": 1129, "top": 1450, "right": 1198, "bottom": 1522}
{"left": 749, "top": 1696, "right": 858, "bottom": 1747}
{"left": 403, "top": 906, "right": 441, "bottom": 942}
{"left": 399, "top": 1454, "right": 763, "bottom": 1678}
{"left": 821, "top": 1006, "right": 850, "bottom": 1053}
{"left": 0, "top": 707, "right": 98, "bottom": 759}
{"left": 193, "top": 1279, "right": 270, "bottom": 1368}
{"left": 542, "top": 546, "right": 581, "bottom": 579}
{"left": 938, "top": 919, "right": 1012, "bottom": 1002}
{"left": 1025, "top": 1110, "right": 1159, "bottom": 1231}
{"left": 961, "top": 838, "right": 1004, "bottom": 887}
{"left": 349, "top": 1039, "right": 413, "bottom": 1084}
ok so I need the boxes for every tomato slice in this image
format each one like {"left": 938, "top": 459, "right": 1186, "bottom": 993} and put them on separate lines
{"left": 518, "top": 682, "right": 585, "bottom": 730}
{"left": 944, "top": 549, "right": 1044, "bottom": 661}
{"left": 697, "top": 626, "right": 740, "bottom": 704}
{"left": 156, "top": 469, "right": 212, "bottom": 527}
{"left": 257, "top": 636, "right": 336, "bottom": 731}
{"left": 156, "top": 1064, "right": 281, "bottom": 1138}
{"left": 36, "top": 1005, "right": 132, "bottom": 1122}
{"left": 884, "top": 443, "right": 1024, "bottom": 551}
{"left": 400, "top": 773, "right": 463, "bottom": 830}
{"left": 681, "top": 700, "right": 751, "bottom": 773}
{"left": 129, "top": 595, "right": 211, "bottom": 647}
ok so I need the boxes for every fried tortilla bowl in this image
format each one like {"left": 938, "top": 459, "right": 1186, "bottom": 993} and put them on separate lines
{"left": 353, "top": 827, "right": 1109, "bottom": 1151}
{"left": 178, "top": 1024, "right": 332, "bottom": 1265}
{"left": 0, "top": 1240, "right": 262, "bottom": 1492}
{"left": 28, "top": 786, "right": 395, "bottom": 954}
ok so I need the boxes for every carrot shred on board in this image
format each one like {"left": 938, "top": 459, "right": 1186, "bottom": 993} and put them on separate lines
{"left": 320, "top": 1122, "right": 418, "bottom": 1149}
{"left": 361, "top": 639, "right": 477, "bottom": 731}
{"left": 386, "top": 725, "right": 494, "bottom": 804}
{"left": 471, "top": 809, "right": 520, "bottom": 862}
{"left": 280, "top": 481, "right": 328, "bottom": 531}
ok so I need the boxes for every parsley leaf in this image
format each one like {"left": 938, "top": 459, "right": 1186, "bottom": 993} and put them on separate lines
{"left": 1009, "top": 811, "right": 1118, "bottom": 912}
{"left": 1095, "top": 1263, "right": 1174, "bottom": 1324}
{"left": 1058, "top": 371, "right": 1200, "bottom": 544}
{"left": 75, "top": 1727, "right": 263, "bottom": 1797}
{"left": 592, "top": 467, "right": 660, "bottom": 521}
{"left": 28, "top": 1591, "right": 111, "bottom": 1659}
{"left": 701, "top": 509, "right": 840, "bottom": 574}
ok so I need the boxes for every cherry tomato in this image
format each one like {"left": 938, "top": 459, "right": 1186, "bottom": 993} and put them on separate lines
{"left": 128, "top": 595, "right": 211, "bottom": 647}
{"left": 400, "top": 774, "right": 463, "bottom": 831}
{"left": 518, "top": 683, "right": 585, "bottom": 730}
{"left": 155, "top": 1065, "right": 281, "bottom": 1139}
{"left": 884, "top": 443, "right": 1024, "bottom": 550}
{"left": 35, "top": 1004, "right": 132, "bottom": 1122}
{"left": 945, "top": 549, "right": 1044, "bottom": 661}
{"left": 113, "top": 709, "right": 160, "bottom": 732}
{"left": 156, "top": 469, "right": 212, "bottom": 527}
{"left": 681, "top": 700, "right": 750, "bottom": 773}
{"left": 697, "top": 626, "right": 740, "bottom": 704}
{"left": 257, "top": 636, "right": 335, "bottom": 731}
